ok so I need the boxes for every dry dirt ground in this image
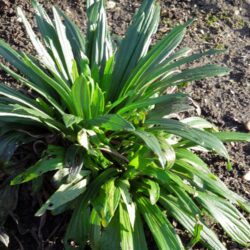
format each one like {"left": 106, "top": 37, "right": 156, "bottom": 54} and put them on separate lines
{"left": 0, "top": 0, "right": 249, "bottom": 249}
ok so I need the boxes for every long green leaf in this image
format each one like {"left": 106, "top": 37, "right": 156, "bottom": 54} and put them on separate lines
{"left": 87, "top": 114, "right": 135, "bottom": 131}
{"left": 91, "top": 178, "right": 120, "bottom": 227}
{"left": 108, "top": 0, "right": 160, "bottom": 101}
{"left": 16, "top": 7, "right": 58, "bottom": 73}
{"left": 196, "top": 192, "right": 250, "bottom": 246}
{"left": 160, "top": 192, "right": 227, "bottom": 250}
{"left": 133, "top": 130, "right": 167, "bottom": 167}
{"left": 89, "top": 208, "right": 121, "bottom": 250}
{"left": 147, "top": 94, "right": 191, "bottom": 119}
{"left": 64, "top": 168, "right": 118, "bottom": 249}
{"left": 142, "top": 179, "right": 160, "bottom": 205}
{"left": 181, "top": 116, "right": 217, "bottom": 130}
{"left": 176, "top": 148, "right": 209, "bottom": 171}
{"left": 173, "top": 160, "right": 250, "bottom": 213}
{"left": 117, "top": 93, "right": 189, "bottom": 115}
{"left": 87, "top": 0, "right": 113, "bottom": 74}
{"left": 213, "top": 131, "right": 250, "bottom": 142}
{"left": 119, "top": 20, "right": 193, "bottom": 100}
{"left": 56, "top": 7, "right": 86, "bottom": 67}
{"left": 22, "top": 55, "right": 74, "bottom": 112}
{"left": 137, "top": 196, "right": 185, "bottom": 250}
{"left": 146, "top": 118, "right": 229, "bottom": 159}
{"left": 36, "top": 173, "right": 89, "bottom": 216}
{"left": 0, "top": 40, "right": 53, "bottom": 93}
{"left": 0, "top": 103, "right": 66, "bottom": 132}
{"left": 0, "top": 62, "right": 64, "bottom": 115}
{"left": 118, "top": 180, "right": 136, "bottom": 229}
{"left": 0, "top": 83, "right": 40, "bottom": 111}
{"left": 156, "top": 64, "right": 229, "bottom": 90}
{"left": 138, "top": 49, "right": 226, "bottom": 91}
{"left": 11, "top": 145, "right": 65, "bottom": 184}
{"left": 71, "top": 75, "right": 91, "bottom": 118}
{"left": 119, "top": 202, "right": 134, "bottom": 250}
{"left": 32, "top": 0, "right": 69, "bottom": 81}
{"left": 53, "top": 7, "right": 75, "bottom": 83}
{"left": 133, "top": 211, "right": 148, "bottom": 250}
{"left": 64, "top": 200, "right": 90, "bottom": 250}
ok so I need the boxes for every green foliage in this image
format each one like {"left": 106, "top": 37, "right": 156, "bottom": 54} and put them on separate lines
{"left": 0, "top": 0, "right": 249, "bottom": 249}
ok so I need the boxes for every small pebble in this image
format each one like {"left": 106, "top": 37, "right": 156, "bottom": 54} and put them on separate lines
{"left": 245, "top": 121, "right": 250, "bottom": 131}
{"left": 243, "top": 171, "right": 250, "bottom": 181}
{"left": 234, "top": 9, "right": 240, "bottom": 15}
{"left": 107, "top": 1, "right": 116, "bottom": 9}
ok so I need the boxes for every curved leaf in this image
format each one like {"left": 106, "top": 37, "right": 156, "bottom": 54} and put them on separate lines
{"left": 157, "top": 64, "right": 229, "bottom": 90}
{"left": 36, "top": 173, "right": 89, "bottom": 216}
{"left": 53, "top": 7, "right": 75, "bottom": 83}
{"left": 160, "top": 193, "right": 227, "bottom": 250}
{"left": 88, "top": 114, "right": 135, "bottom": 131}
{"left": 133, "top": 130, "right": 167, "bottom": 167}
{"left": 64, "top": 168, "right": 118, "bottom": 249}
{"left": 87, "top": 0, "right": 113, "bottom": 74}
{"left": 137, "top": 196, "right": 185, "bottom": 250}
{"left": 196, "top": 192, "right": 250, "bottom": 246}
{"left": 108, "top": 0, "right": 160, "bottom": 101}
{"left": 213, "top": 131, "right": 250, "bottom": 142}
{"left": 146, "top": 118, "right": 229, "bottom": 159}
{"left": 11, "top": 145, "right": 65, "bottom": 184}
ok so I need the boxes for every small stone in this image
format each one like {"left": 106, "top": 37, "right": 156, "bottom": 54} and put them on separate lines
{"left": 243, "top": 171, "right": 250, "bottom": 181}
{"left": 245, "top": 121, "right": 250, "bottom": 131}
{"left": 234, "top": 9, "right": 240, "bottom": 16}
{"left": 107, "top": 1, "right": 116, "bottom": 9}
{"left": 17, "top": 16, "right": 22, "bottom": 22}
{"left": 172, "top": 221, "right": 177, "bottom": 227}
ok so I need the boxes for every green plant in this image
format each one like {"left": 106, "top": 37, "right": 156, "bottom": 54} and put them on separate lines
{"left": 0, "top": 0, "right": 250, "bottom": 249}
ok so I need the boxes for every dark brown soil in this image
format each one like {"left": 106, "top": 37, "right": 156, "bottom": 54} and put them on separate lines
{"left": 0, "top": 0, "right": 249, "bottom": 249}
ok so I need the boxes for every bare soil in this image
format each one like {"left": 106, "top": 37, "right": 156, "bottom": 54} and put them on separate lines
{"left": 0, "top": 0, "right": 249, "bottom": 249}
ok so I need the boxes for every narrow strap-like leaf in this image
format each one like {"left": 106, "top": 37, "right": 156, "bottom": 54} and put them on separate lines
{"left": 138, "top": 49, "right": 226, "bottom": 93}
{"left": 71, "top": 75, "right": 91, "bottom": 118}
{"left": 0, "top": 40, "right": 53, "bottom": 93}
{"left": 160, "top": 193, "right": 227, "bottom": 250}
{"left": 108, "top": 0, "right": 160, "bottom": 101}
{"left": 64, "top": 168, "right": 118, "bottom": 249}
{"left": 196, "top": 192, "right": 250, "bottom": 246}
{"left": 0, "top": 104, "right": 66, "bottom": 132}
{"left": 87, "top": 114, "right": 135, "bottom": 131}
{"left": 11, "top": 145, "right": 65, "bottom": 185}
{"left": 213, "top": 131, "right": 250, "bottom": 142}
{"left": 36, "top": 175, "right": 89, "bottom": 216}
{"left": 118, "top": 20, "right": 193, "bottom": 100}
{"left": 17, "top": 7, "right": 58, "bottom": 73}
{"left": 156, "top": 64, "right": 229, "bottom": 91}
{"left": 0, "top": 62, "right": 64, "bottom": 115}
{"left": 53, "top": 7, "right": 76, "bottom": 83}
{"left": 118, "top": 93, "right": 189, "bottom": 115}
{"left": 172, "top": 160, "right": 250, "bottom": 213}
{"left": 56, "top": 7, "right": 86, "bottom": 67}
{"left": 137, "top": 196, "right": 185, "bottom": 250}
{"left": 0, "top": 83, "right": 40, "bottom": 111}
{"left": 146, "top": 118, "right": 229, "bottom": 159}
{"left": 119, "top": 202, "right": 135, "bottom": 250}
{"left": 133, "top": 130, "right": 167, "bottom": 167}
{"left": 87, "top": 0, "right": 113, "bottom": 74}
{"left": 23, "top": 55, "right": 74, "bottom": 113}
